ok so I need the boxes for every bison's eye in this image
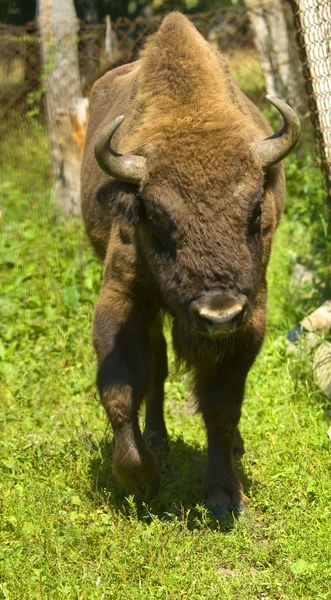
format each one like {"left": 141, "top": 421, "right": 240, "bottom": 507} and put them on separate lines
{"left": 147, "top": 211, "right": 169, "bottom": 239}
{"left": 141, "top": 198, "right": 173, "bottom": 241}
{"left": 248, "top": 202, "right": 262, "bottom": 237}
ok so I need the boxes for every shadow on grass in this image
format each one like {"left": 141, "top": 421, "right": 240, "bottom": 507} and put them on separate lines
{"left": 89, "top": 434, "right": 252, "bottom": 531}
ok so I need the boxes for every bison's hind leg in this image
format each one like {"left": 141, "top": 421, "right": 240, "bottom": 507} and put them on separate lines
{"left": 196, "top": 363, "right": 248, "bottom": 517}
{"left": 144, "top": 317, "right": 169, "bottom": 451}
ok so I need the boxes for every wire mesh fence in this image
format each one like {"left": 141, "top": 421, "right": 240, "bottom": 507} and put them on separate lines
{"left": 0, "top": 22, "right": 41, "bottom": 116}
{"left": 0, "top": 7, "right": 262, "bottom": 120}
{"left": 291, "top": 0, "right": 331, "bottom": 209}
{"left": 0, "top": 3, "right": 330, "bottom": 203}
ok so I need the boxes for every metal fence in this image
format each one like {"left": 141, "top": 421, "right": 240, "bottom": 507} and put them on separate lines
{"left": 0, "top": 3, "right": 330, "bottom": 203}
{"left": 292, "top": 0, "right": 331, "bottom": 209}
{"left": 0, "top": 22, "right": 41, "bottom": 116}
{"left": 0, "top": 8, "right": 260, "bottom": 119}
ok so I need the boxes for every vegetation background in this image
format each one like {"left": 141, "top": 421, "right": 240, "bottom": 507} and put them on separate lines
{"left": 1, "top": 0, "right": 232, "bottom": 25}
{"left": 1, "top": 1, "right": 331, "bottom": 599}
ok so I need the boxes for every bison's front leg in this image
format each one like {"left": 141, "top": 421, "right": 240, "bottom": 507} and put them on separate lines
{"left": 94, "top": 284, "right": 159, "bottom": 501}
{"left": 197, "top": 365, "right": 248, "bottom": 517}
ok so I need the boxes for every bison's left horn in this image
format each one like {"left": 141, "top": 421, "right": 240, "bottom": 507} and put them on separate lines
{"left": 253, "top": 96, "right": 300, "bottom": 168}
{"left": 94, "top": 115, "right": 147, "bottom": 185}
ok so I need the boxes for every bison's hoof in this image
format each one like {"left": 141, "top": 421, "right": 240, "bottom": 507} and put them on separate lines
{"left": 144, "top": 427, "right": 169, "bottom": 453}
{"left": 204, "top": 473, "right": 246, "bottom": 518}
{"left": 112, "top": 436, "right": 159, "bottom": 502}
{"left": 136, "top": 478, "right": 160, "bottom": 502}
{"left": 208, "top": 501, "right": 247, "bottom": 519}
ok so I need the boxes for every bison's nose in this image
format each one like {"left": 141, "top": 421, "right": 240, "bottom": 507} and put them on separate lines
{"left": 190, "top": 294, "right": 248, "bottom": 336}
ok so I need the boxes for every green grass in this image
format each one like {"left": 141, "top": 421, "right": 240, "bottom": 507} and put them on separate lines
{"left": 1, "top": 120, "right": 331, "bottom": 600}
{"left": 226, "top": 48, "right": 265, "bottom": 104}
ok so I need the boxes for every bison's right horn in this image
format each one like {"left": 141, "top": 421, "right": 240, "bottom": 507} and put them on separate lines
{"left": 94, "top": 115, "right": 147, "bottom": 185}
{"left": 253, "top": 96, "right": 300, "bottom": 168}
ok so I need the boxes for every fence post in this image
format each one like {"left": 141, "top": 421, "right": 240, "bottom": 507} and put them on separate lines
{"left": 39, "top": 0, "right": 86, "bottom": 215}
{"left": 245, "top": 0, "right": 304, "bottom": 113}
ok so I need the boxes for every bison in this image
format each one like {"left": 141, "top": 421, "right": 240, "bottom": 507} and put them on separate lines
{"left": 81, "top": 12, "right": 300, "bottom": 516}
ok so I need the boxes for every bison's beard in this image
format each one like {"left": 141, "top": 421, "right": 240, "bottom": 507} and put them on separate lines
{"left": 171, "top": 315, "right": 239, "bottom": 371}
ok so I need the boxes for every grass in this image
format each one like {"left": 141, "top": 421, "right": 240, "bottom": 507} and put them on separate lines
{"left": 226, "top": 48, "right": 265, "bottom": 103}
{"left": 0, "top": 58, "right": 24, "bottom": 85}
{"left": 1, "top": 119, "right": 331, "bottom": 600}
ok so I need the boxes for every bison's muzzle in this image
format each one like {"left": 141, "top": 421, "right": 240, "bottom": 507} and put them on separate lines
{"left": 189, "top": 292, "right": 248, "bottom": 336}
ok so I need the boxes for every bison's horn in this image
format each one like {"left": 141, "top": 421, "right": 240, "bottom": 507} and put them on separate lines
{"left": 94, "top": 115, "right": 147, "bottom": 185}
{"left": 253, "top": 96, "right": 300, "bottom": 168}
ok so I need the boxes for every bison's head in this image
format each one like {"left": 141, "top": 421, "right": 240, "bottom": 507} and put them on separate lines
{"left": 94, "top": 97, "right": 299, "bottom": 341}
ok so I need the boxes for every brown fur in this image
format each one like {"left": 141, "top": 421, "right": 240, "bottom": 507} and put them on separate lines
{"left": 81, "top": 13, "right": 286, "bottom": 515}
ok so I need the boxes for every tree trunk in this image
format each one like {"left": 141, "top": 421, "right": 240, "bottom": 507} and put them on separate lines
{"left": 245, "top": 0, "right": 304, "bottom": 114}
{"left": 39, "top": 0, "right": 87, "bottom": 215}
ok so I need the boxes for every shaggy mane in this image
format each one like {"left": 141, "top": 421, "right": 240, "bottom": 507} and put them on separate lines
{"left": 123, "top": 12, "right": 252, "bottom": 157}
{"left": 139, "top": 12, "right": 232, "bottom": 106}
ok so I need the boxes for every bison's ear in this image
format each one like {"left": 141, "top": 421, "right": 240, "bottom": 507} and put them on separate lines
{"left": 96, "top": 180, "right": 140, "bottom": 224}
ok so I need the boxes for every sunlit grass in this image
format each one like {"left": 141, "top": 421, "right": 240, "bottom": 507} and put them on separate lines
{"left": 0, "top": 57, "right": 24, "bottom": 84}
{"left": 225, "top": 48, "right": 265, "bottom": 102}
{"left": 1, "top": 121, "right": 330, "bottom": 599}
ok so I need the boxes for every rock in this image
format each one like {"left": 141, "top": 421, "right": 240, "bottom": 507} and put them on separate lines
{"left": 301, "top": 301, "right": 331, "bottom": 332}
{"left": 313, "top": 342, "right": 331, "bottom": 400}
{"left": 287, "top": 301, "right": 331, "bottom": 347}
{"left": 292, "top": 263, "right": 314, "bottom": 285}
